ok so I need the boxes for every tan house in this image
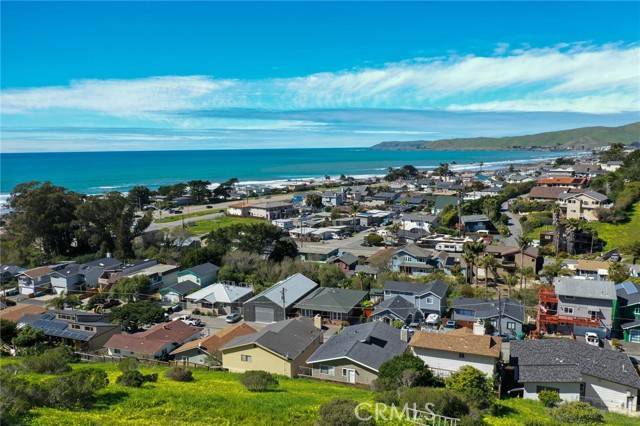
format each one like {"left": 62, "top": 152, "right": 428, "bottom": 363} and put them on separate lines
{"left": 220, "top": 317, "right": 322, "bottom": 377}
{"left": 558, "top": 190, "right": 611, "bottom": 222}
{"left": 484, "top": 245, "right": 542, "bottom": 279}
{"left": 170, "top": 323, "right": 257, "bottom": 365}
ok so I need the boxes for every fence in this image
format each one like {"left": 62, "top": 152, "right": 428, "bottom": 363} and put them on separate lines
{"left": 75, "top": 352, "right": 225, "bottom": 370}
{"left": 405, "top": 407, "right": 460, "bottom": 426}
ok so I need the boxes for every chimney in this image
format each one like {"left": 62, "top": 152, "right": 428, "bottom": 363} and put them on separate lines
{"left": 106, "top": 252, "right": 112, "bottom": 258}
{"left": 400, "top": 327, "right": 410, "bottom": 342}
{"left": 313, "top": 314, "right": 322, "bottom": 330}
{"left": 473, "top": 319, "right": 485, "bottom": 336}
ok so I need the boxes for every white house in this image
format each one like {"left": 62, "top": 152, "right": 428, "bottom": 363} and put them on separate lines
{"left": 511, "top": 339, "right": 640, "bottom": 414}
{"left": 399, "top": 213, "right": 437, "bottom": 233}
{"left": 408, "top": 328, "right": 501, "bottom": 378}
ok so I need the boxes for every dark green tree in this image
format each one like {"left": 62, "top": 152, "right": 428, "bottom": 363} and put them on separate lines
{"left": 110, "top": 301, "right": 165, "bottom": 332}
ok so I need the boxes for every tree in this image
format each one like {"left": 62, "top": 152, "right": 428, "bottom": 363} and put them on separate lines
{"left": 608, "top": 262, "right": 630, "bottom": 284}
{"left": 599, "top": 143, "right": 626, "bottom": 163}
{"left": 269, "top": 238, "right": 298, "bottom": 262}
{"left": 212, "top": 178, "right": 238, "bottom": 200}
{"left": 445, "top": 366, "right": 494, "bottom": 409}
{"left": 45, "top": 368, "right": 109, "bottom": 409}
{"left": 625, "top": 241, "right": 640, "bottom": 264}
{"left": 364, "top": 233, "right": 384, "bottom": 246}
{"left": 463, "top": 241, "right": 485, "bottom": 285}
{"left": 157, "top": 183, "right": 187, "bottom": 199}
{"left": 12, "top": 325, "right": 44, "bottom": 348}
{"left": 188, "top": 180, "right": 212, "bottom": 203}
{"left": 330, "top": 207, "right": 342, "bottom": 220}
{"left": 0, "top": 319, "right": 17, "bottom": 344}
{"left": 110, "top": 275, "right": 151, "bottom": 302}
{"left": 116, "top": 370, "right": 158, "bottom": 387}
{"left": 47, "top": 293, "right": 81, "bottom": 310}
{"left": 110, "top": 301, "right": 165, "bottom": 331}
{"left": 504, "top": 273, "right": 518, "bottom": 298}
{"left": 305, "top": 193, "right": 323, "bottom": 209}
{"left": 127, "top": 186, "right": 152, "bottom": 210}
{"left": 479, "top": 254, "right": 497, "bottom": 289}
{"left": 516, "top": 236, "right": 532, "bottom": 290}
{"left": 375, "top": 353, "right": 434, "bottom": 392}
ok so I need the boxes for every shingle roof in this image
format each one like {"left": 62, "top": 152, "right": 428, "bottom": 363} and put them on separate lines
{"left": 222, "top": 317, "right": 321, "bottom": 360}
{"left": 616, "top": 281, "right": 640, "bottom": 307}
{"left": 402, "top": 213, "right": 437, "bottom": 223}
{"left": 21, "top": 266, "right": 54, "bottom": 279}
{"left": 159, "top": 280, "right": 200, "bottom": 296}
{"left": 185, "top": 283, "right": 253, "bottom": 304}
{"left": 0, "top": 304, "right": 46, "bottom": 323}
{"left": 511, "top": 339, "right": 640, "bottom": 389}
{"left": 409, "top": 329, "right": 501, "bottom": 358}
{"left": 335, "top": 252, "right": 358, "bottom": 266}
{"left": 453, "top": 297, "right": 525, "bottom": 322}
{"left": 295, "top": 288, "right": 367, "bottom": 314}
{"left": 185, "top": 262, "right": 219, "bottom": 277}
{"left": 528, "top": 186, "right": 569, "bottom": 200}
{"left": 170, "top": 323, "right": 257, "bottom": 355}
{"left": 554, "top": 277, "right": 616, "bottom": 300}
{"left": 460, "top": 214, "right": 490, "bottom": 223}
{"left": 384, "top": 280, "right": 449, "bottom": 298}
{"left": 559, "top": 190, "right": 609, "bottom": 202}
{"left": 307, "top": 322, "right": 407, "bottom": 372}
{"left": 373, "top": 295, "right": 421, "bottom": 321}
{"left": 395, "top": 244, "right": 434, "bottom": 259}
{"left": 245, "top": 273, "right": 319, "bottom": 309}
{"left": 105, "top": 320, "right": 202, "bottom": 355}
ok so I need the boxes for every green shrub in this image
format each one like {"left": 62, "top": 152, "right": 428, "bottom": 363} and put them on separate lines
{"left": 374, "top": 353, "right": 434, "bottom": 391}
{"left": 400, "top": 387, "right": 469, "bottom": 419}
{"left": 117, "top": 357, "right": 139, "bottom": 373}
{"left": 12, "top": 325, "right": 44, "bottom": 348}
{"left": 23, "top": 346, "right": 76, "bottom": 374}
{"left": 44, "top": 368, "right": 109, "bottom": 409}
{"left": 523, "top": 419, "right": 552, "bottom": 426}
{"left": 445, "top": 366, "right": 494, "bottom": 409}
{"left": 165, "top": 366, "right": 193, "bottom": 382}
{"left": 317, "top": 398, "right": 374, "bottom": 426}
{"left": 551, "top": 401, "right": 604, "bottom": 424}
{"left": 459, "top": 414, "right": 485, "bottom": 426}
{"left": 116, "top": 370, "right": 157, "bottom": 387}
{"left": 374, "top": 389, "right": 399, "bottom": 405}
{"left": 0, "top": 319, "right": 17, "bottom": 344}
{"left": 538, "top": 389, "right": 561, "bottom": 408}
{"left": 239, "top": 370, "right": 279, "bottom": 392}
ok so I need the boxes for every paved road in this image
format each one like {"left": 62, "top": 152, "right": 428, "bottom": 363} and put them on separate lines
{"left": 501, "top": 199, "right": 522, "bottom": 245}
{"left": 298, "top": 229, "right": 384, "bottom": 258}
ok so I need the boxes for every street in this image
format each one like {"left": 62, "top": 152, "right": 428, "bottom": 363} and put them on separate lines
{"left": 501, "top": 199, "right": 522, "bottom": 245}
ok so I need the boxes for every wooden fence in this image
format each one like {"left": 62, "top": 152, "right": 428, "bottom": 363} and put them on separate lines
{"left": 74, "top": 352, "right": 225, "bottom": 370}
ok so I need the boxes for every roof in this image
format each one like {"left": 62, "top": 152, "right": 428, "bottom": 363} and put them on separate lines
{"left": 402, "top": 213, "right": 437, "bottom": 223}
{"left": 616, "top": 281, "right": 640, "bottom": 307}
{"left": 409, "top": 329, "right": 501, "bottom": 358}
{"left": 159, "top": 280, "right": 200, "bottom": 296}
{"left": 185, "top": 283, "right": 253, "bottom": 304}
{"left": 460, "top": 214, "right": 490, "bottom": 223}
{"left": 373, "top": 295, "right": 421, "bottom": 320}
{"left": 105, "top": 320, "right": 202, "bottom": 355}
{"left": 528, "top": 186, "right": 569, "bottom": 200}
{"left": 575, "top": 259, "right": 611, "bottom": 271}
{"left": 18, "top": 312, "right": 98, "bottom": 342}
{"left": 384, "top": 279, "right": 449, "bottom": 298}
{"left": 485, "top": 245, "right": 539, "bottom": 258}
{"left": 537, "top": 177, "right": 587, "bottom": 185}
{"left": 182, "top": 262, "right": 219, "bottom": 277}
{"left": 395, "top": 244, "right": 434, "bottom": 259}
{"left": 335, "top": 252, "right": 358, "bottom": 266}
{"left": 222, "top": 317, "right": 321, "bottom": 360}
{"left": 307, "top": 322, "right": 407, "bottom": 372}
{"left": 554, "top": 277, "right": 616, "bottom": 300}
{"left": 170, "top": 323, "right": 257, "bottom": 355}
{"left": 82, "top": 257, "right": 122, "bottom": 269}
{"left": 249, "top": 201, "right": 293, "bottom": 209}
{"left": 20, "top": 266, "right": 54, "bottom": 279}
{"left": 354, "top": 264, "right": 379, "bottom": 275}
{"left": 0, "top": 303, "right": 46, "bottom": 323}
{"left": 244, "top": 273, "right": 319, "bottom": 309}
{"left": 295, "top": 288, "right": 367, "bottom": 314}
{"left": 511, "top": 339, "right": 640, "bottom": 389}
{"left": 453, "top": 297, "right": 525, "bottom": 322}
{"left": 559, "top": 190, "right": 609, "bottom": 202}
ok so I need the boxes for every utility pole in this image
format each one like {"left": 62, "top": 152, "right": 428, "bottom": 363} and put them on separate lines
{"left": 497, "top": 289, "right": 503, "bottom": 336}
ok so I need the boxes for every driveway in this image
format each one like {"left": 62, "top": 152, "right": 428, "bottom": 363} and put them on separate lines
{"left": 501, "top": 199, "right": 522, "bottom": 245}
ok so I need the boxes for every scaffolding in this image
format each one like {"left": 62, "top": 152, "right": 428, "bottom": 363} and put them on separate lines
{"left": 536, "top": 288, "right": 602, "bottom": 335}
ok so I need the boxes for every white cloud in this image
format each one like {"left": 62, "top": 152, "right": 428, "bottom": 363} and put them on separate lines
{"left": 1, "top": 43, "right": 638, "bottom": 115}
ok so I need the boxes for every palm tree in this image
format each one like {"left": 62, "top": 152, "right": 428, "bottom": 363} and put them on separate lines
{"left": 504, "top": 274, "right": 518, "bottom": 298}
{"left": 463, "top": 241, "right": 485, "bottom": 285}
{"left": 479, "top": 254, "right": 497, "bottom": 289}
{"left": 516, "top": 236, "right": 532, "bottom": 290}
{"left": 351, "top": 203, "right": 361, "bottom": 228}
{"left": 47, "top": 294, "right": 66, "bottom": 310}
{"left": 463, "top": 251, "right": 476, "bottom": 285}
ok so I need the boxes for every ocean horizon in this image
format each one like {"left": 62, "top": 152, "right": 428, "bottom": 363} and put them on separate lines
{"left": 0, "top": 147, "right": 569, "bottom": 195}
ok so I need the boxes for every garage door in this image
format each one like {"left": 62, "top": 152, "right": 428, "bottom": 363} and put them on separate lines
{"left": 630, "top": 330, "right": 640, "bottom": 343}
{"left": 255, "top": 306, "right": 275, "bottom": 323}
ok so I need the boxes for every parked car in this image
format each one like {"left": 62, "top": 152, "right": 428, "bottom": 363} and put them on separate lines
{"left": 585, "top": 332, "right": 601, "bottom": 347}
{"left": 169, "top": 304, "right": 182, "bottom": 313}
{"left": 425, "top": 313, "right": 440, "bottom": 327}
{"left": 445, "top": 320, "right": 457, "bottom": 329}
{"left": 225, "top": 312, "right": 242, "bottom": 323}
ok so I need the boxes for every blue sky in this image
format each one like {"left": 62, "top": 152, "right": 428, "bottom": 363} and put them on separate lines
{"left": 1, "top": 1, "right": 639, "bottom": 152}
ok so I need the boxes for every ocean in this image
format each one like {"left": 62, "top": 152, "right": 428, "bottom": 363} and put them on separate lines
{"left": 0, "top": 148, "right": 567, "bottom": 195}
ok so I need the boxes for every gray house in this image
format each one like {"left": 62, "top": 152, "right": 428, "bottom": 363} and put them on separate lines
{"left": 306, "top": 321, "right": 408, "bottom": 386}
{"left": 51, "top": 264, "right": 84, "bottom": 295}
{"left": 295, "top": 287, "right": 367, "bottom": 322}
{"left": 177, "top": 262, "right": 219, "bottom": 287}
{"left": 452, "top": 297, "right": 525, "bottom": 337}
{"left": 243, "top": 273, "right": 320, "bottom": 323}
{"left": 511, "top": 339, "right": 640, "bottom": 414}
{"left": 371, "top": 295, "right": 424, "bottom": 325}
{"left": 382, "top": 280, "right": 449, "bottom": 315}
{"left": 390, "top": 245, "right": 437, "bottom": 276}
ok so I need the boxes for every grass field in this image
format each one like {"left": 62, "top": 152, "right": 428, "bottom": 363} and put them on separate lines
{"left": 154, "top": 209, "right": 224, "bottom": 223}
{"left": 585, "top": 203, "right": 640, "bottom": 251}
{"left": 526, "top": 224, "right": 553, "bottom": 240}
{"left": 184, "top": 216, "right": 265, "bottom": 235}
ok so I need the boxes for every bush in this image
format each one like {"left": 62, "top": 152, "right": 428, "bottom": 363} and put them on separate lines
{"left": 551, "top": 401, "right": 604, "bottom": 424}
{"left": 538, "top": 389, "right": 561, "bottom": 408}
{"left": 459, "top": 415, "right": 485, "bottom": 426}
{"left": 165, "top": 366, "right": 193, "bottom": 382}
{"left": 44, "top": 368, "right": 109, "bottom": 409}
{"left": 118, "top": 357, "right": 139, "bottom": 373}
{"left": 23, "top": 346, "right": 76, "bottom": 374}
{"left": 0, "top": 319, "right": 17, "bottom": 344}
{"left": 445, "top": 366, "right": 494, "bottom": 409}
{"left": 116, "top": 370, "right": 158, "bottom": 387}
{"left": 12, "top": 324, "right": 44, "bottom": 348}
{"left": 399, "top": 387, "right": 469, "bottom": 419}
{"left": 374, "top": 353, "right": 434, "bottom": 392}
{"left": 0, "top": 368, "right": 42, "bottom": 423}
{"left": 317, "top": 398, "right": 374, "bottom": 426}
{"left": 240, "top": 370, "right": 279, "bottom": 392}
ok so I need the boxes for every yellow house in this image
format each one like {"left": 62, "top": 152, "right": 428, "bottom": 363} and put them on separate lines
{"left": 221, "top": 317, "right": 322, "bottom": 378}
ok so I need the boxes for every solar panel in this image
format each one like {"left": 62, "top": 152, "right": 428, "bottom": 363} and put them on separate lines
{"left": 622, "top": 281, "right": 638, "bottom": 295}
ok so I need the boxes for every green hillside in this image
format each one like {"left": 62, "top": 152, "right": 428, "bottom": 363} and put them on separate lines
{"left": 372, "top": 122, "right": 640, "bottom": 151}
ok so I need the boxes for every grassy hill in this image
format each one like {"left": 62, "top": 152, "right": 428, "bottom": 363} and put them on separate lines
{"left": 372, "top": 122, "right": 640, "bottom": 151}
{"left": 4, "top": 360, "right": 636, "bottom": 426}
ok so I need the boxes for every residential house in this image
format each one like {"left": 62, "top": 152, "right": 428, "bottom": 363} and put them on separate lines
{"left": 185, "top": 282, "right": 253, "bottom": 315}
{"left": 159, "top": 280, "right": 201, "bottom": 304}
{"left": 101, "top": 259, "right": 179, "bottom": 291}
{"left": 0, "top": 303, "right": 46, "bottom": 323}
{"left": 558, "top": 190, "right": 611, "bottom": 222}
{"left": 528, "top": 186, "right": 572, "bottom": 202}
{"left": 0, "top": 264, "right": 24, "bottom": 283}
{"left": 420, "top": 234, "right": 474, "bottom": 253}
{"left": 615, "top": 281, "right": 640, "bottom": 343}
{"left": 382, "top": 279, "right": 449, "bottom": 315}
{"left": 390, "top": 245, "right": 437, "bottom": 276}
{"left": 243, "top": 273, "right": 320, "bottom": 323}
{"left": 536, "top": 176, "right": 588, "bottom": 188}
{"left": 104, "top": 320, "right": 202, "bottom": 359}
{"left": 400, "top": 213, "right": 437, "bottom": 233}
{"left": 19, "top": 309, "right": 120, "bottom": 351}
{"left": 297, "top": 245, "right": 339, "bottom": 262}
{"left": 169, "top": 323, "right": 257, "bottom": 365}
{"left": 409, "top": 328, "right": 502, "bottom": 378}
{"left": 484, "top": 245, "right": 543, "bottom": 277}
{"left": 330, "top": 252, "right": 359, "bottom": 273}
{"left": 356, "top": 210, "right": 393, "bottom": 227}
{"left": 50, "top": 264, "right": 84, "bottom": 295}
{"left": 561, "top": 259, "right": 611, "bottom": 280}
{"left": 370, "top": 192, "right": 399, "bottom": 205}
{"left": 452, "top": 297, "right": 525, "bottom": 337}
{"left": 322, "top": 190, "right": 345, "bottom": 207}
{"left": 50, "top": 257, "right": 123, "bottom": 295}
{"left": 80, "top": 257, "right": 123, "bottom": 289}
{"left": 371, "top": 295, "right": 423, "bottom": 325}
{"left": 306, "top": 322, "right": 408, "bottom": 386}
{"left": 249, "top": 201, "right": 296, "bottom": 220}
{"left": 17, "top": 265, "right": 55, "bottom": 295}
{"left": 511, "top": 339, "right": 640, "bottom": 414}
{"left": 537, "top": 277, "right": 616, "bottom": 338}
{"left": 460, "top": 214, "right": 496, "bottom": 234}
{"left": 295, "top": 287, "right": 368, "bottom": 322}
{"left": 177, "top": 262, "right": 219, "bottom": 287}
{"left": 354, "top": 264, "right": 379, "bottom": 278}
{"left": 221, "top": 317, "right": 322, "bottom": 377}
{"left": 601, "top": 161, "right": 623, "bottom": 172}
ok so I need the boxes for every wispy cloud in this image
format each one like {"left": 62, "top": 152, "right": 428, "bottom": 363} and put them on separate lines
{"left": 2, "top": 43, "right": 638, "bottom": 116}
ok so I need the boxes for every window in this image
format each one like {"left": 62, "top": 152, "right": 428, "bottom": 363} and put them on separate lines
{"left": 634, "top": 307, "right": 640, "bottom": 316}
{"left": 71, "top": 324, "right": 81, "bottom": 329}
{"left": 342, "top": 368, "right": 348, "bottom": 377}
{"left": 319, "top": 365, "right": 335, "bottom": 375}
{"left": 240, "top": 355, "right": 252, "bottom": 362}
{"left": 425, "top": 297, "right": 434, "bottom": 304}
{"left": 84, "top": 326, "right": 94, "bottom": 332}
{"left": 588, "top": 310, "right": 599, "bottom": 320}
{"left": 458, "top": 353, "right": 465, "bottom": 359}
{"left": 507, "top": 322, "right": 516, "bottom": 330}
{"left": 113, "top": 349, "right": 121, "bottom": 354}
{"left": 562, "top": 306, "right": 574, "bottom": 315}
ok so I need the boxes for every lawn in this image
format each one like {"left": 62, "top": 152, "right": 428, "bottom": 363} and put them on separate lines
{"left": 183, "top": 216, "right": 265, "bottom": 235}
{"left": 526, "top": 224, "right": 553, "bottom": 240}
{"left": 154, "top": 209, "right": 223, "bottom": 223}
{"left": 585, "top": 202, "right": 640, "bottom": 251}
